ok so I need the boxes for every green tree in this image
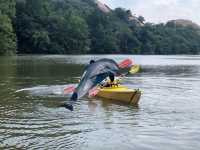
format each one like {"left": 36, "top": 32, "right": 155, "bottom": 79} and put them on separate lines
{"left": 88, "top": 10, "right": 119, "bottom": 53}
{"left": 13, "top": 0, "right": 200, "bottom": 55}
{"left": 16, "top": 0, "right": 90, "bottom": 54}
{"left": 0, "top": 0, "right": 16, "bottom": 55}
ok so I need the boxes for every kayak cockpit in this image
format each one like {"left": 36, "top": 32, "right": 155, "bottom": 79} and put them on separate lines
{"left": 96, "top": 85, "right": 141, "bottom": 105}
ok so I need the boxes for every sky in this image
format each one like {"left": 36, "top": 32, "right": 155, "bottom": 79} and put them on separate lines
{"left": 99, "top": 0, "right": 200, "bottom": 25}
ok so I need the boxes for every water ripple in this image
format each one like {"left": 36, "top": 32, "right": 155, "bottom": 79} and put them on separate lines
{"left": 1, "top": 55, "right": 200, "bottom": 150}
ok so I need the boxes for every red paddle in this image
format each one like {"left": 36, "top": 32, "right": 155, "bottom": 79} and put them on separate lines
{"left": 88, "top": 87, "right": 100, "bottom": 97}
{"left": 64, "top": 86, "right": 75, "bottom": 94}
{"left": 118, "top": 58, "right": 133, "bottom": 68}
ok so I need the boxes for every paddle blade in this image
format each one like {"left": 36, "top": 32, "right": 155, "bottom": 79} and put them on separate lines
{"left": 64, "top": 86, "right": 75, "bottom": 94}
{"left": 129, "top": 64, "right": 140, "bottom": 74}
{"left": 118, "top": 59, "right": 133, "bottom": 68}
{"left": 89, "top": 87, "right": 100, "bottom": 97}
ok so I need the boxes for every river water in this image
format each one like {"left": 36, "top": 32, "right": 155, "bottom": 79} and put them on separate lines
{"left": 0, "top": 55, "right": 200, "bottom": 150}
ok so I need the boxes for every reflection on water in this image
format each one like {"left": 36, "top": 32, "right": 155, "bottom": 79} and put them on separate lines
{"left": 0, "top": 55, "right": 200, "bottom": 150}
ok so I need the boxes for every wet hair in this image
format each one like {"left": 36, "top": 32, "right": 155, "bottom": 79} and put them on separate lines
{"left": 90, "top": 60, "right": 95, "bottom": 64}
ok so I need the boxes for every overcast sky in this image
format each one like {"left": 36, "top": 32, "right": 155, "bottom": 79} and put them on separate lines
{"left": 99, "top": 0, "right": 200, "bottom": 25}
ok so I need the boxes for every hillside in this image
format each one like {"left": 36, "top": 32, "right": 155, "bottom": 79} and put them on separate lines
{"left": 95, "top": 0, "right": 111, "bottom": 13}
{"left": 0, "top": 0, "right": 200, "bottom": 55}
{"left": 167, "top": 19, "right": 200, "bottom": 29}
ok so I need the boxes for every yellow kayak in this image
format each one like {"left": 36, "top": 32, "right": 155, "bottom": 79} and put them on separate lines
{"left": 96, "top": 85, "right": 141, "bottom": 105}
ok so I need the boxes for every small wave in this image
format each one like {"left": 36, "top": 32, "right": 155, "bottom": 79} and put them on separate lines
{"left": 15, "top": 84, "right": 77, "bottom": 97}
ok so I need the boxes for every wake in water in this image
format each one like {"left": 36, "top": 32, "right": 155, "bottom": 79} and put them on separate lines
{"left": 16, "top": 84, "right": 77, "bottom": 97}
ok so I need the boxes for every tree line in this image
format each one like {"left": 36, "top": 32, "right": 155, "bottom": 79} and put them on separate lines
{"left": 0, "top": 0, "right": 200, "bottom": 55}
{"left": 0, "top": 0, "right": 16, "bottom": 55}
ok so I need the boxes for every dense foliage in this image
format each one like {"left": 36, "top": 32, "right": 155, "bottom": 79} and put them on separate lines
{"left": 0, "top": 0, "right": 16, "bottom": 55}
{"left": 0, "top": 0, "right": 200, "bottom": 55}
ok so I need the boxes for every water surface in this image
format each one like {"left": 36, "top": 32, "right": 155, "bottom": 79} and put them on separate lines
{"left": 0, "top": 55, "right": 200, "bottom": 150}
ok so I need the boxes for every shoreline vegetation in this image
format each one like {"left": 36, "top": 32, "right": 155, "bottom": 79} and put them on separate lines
{"left": 1, "top": 0, "right": 200, "bottom": 56}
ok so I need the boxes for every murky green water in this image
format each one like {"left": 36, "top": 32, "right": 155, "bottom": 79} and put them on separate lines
{"left": 0, "top": 55, "right": 200, "bottom": 150}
